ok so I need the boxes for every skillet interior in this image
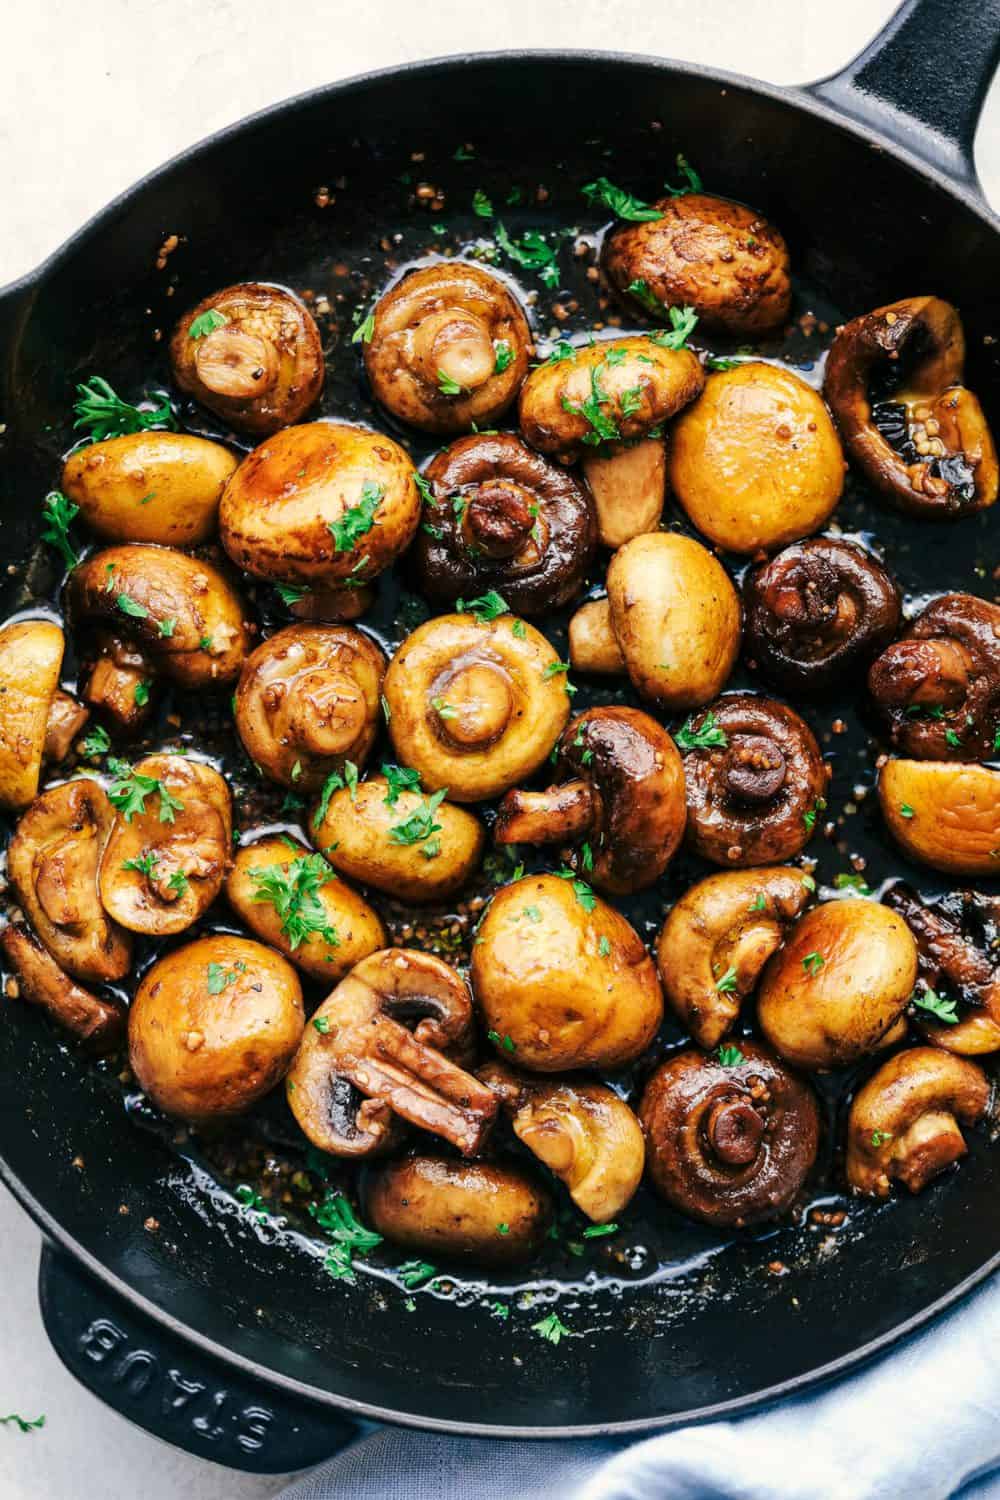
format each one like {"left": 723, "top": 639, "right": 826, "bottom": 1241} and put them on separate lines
{"left": 1, "top": 53, "right": 999, "bottom": 1433}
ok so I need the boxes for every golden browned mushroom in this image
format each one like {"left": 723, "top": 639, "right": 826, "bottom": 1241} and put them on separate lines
{"left": 129, "top": 934, "right": 304, "bottom": 1120}
{"left": 0, "top": 919, "right": 125, "bottom": 1052}
{"left": 170, "top": 281, "right": 324, "bottom": 435}
{"left": 383, "top": 613, "right": 571, "bottom": 802}
{"left": 639, "top": 1042, "right": 819, "bottom": 1227}
{"left": 885, "top": 884, "right": 1000, "bottom": 1056}
{"left": 8, "top": 779, "right": 131, "bottom": 983}
{"left": 220, "top": 421, "right": 420, "bottom": 589}
{"left": 494, "top": 706, "right": 686, "bottom": 894}
{"left": 878, "top": 759, "right": 1000, "bottom": 877}
{"left": 234, "top": 625, "right": 386, "bottom": 790}
{"left": 311, "top": 773, "right": 484, "bottom": 903}
{"left": 656, "top": 867, "right": 813, "bottom": 1049}
{"left": 582, "top": 438, "right": 669, "bottom": 551}
{"left": 0, "top": 620, "right": 88, "bottom": 810}
{"left": 99, "top": 754, "right": 231, "bottom": 936}
{"left": 823, "top": 296, "right": 998, "bottom": 518}
{"left": 364, "top": 1155, "right": 552, "bottom": 1265}
{"left": 602, "top": 191, "right": 792, "bottom": 336}
{"left": 568, "top": 533, "right": 741, "bottom": 711}
{"left": 226, "top": 836, "right": 385, "bottom": 983}
{"left": 846, "top": 1047, "right": 990, "bottom": 1196}
{"left": 757, "top": 899, "right": 918, "bottom": 1069}
{"left": 362, "top": 262, "right": 531, "bottom": 434}
{"left": 480, "top": 1061, "right": 645, "bottom": 1222}
{"left": 668, "top": 364, "right": 845, "bottom": 553}
{"left": 62, "top": 433, "right": 238, "bottom": 546}
{"left": 470, "top": 873, "right": 663, "bottom": 1071}
{"left": 286, "top": 949, "right": 496, "bottom": 1159}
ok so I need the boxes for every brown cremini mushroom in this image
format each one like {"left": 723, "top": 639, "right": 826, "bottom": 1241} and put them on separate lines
{"left": 62, "top": 432, "right": 238, "bottom": 546}
{"left": 657, "top": 867, "right": 813, "bottom": 1049}
{"left": 412, "top": 434, "right": 597, "bottom": 614}
{"left": 878, "top": 759, "right": 1000, "bottom": 877}
{"left": 362, "top": 262, "right": 532, "bottom": 434}
{"left": 170, "top": 281, "right": 324, "bottom": 435}
{"left": 0, "top": 920, "right": 125, "bottom": 1052}
{"left": 234, "top": 624, "right": 386, "bottom": 790}
{"left": 823, "top": 296, "right": 998, "bottom": 518}
{"left": 365, "top": 1155, "right": 552, "bottom": 1265}
{"left": 0, "top": 620, "right": 88, "bottom": 809}
{"left": 885, "top": 884, "right": 1000, "bottom": 1055}
{"left": 494, "top": 706, "right": 686, "bottom": 894}
{"left": 668, "top": 363, "right": 845, "bottom": 553}
{"left": 639, "top": 1042, "right": 819, "bottom": 1227}
{"left": 846, "top": 1047, "right": 990, "bottom": 1196}
{"left": 680, "top": 693, "right": 829, "bottom": 867}
{"left": 286, "top": 949, "right": 497, "bottom": 1159}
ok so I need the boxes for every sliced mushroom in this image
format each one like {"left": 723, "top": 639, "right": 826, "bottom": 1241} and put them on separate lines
{"left": 62, "top": 432, "right": 237, "bottom": 546}
{"left": 885, "top": 884, "right": 1000, "bottom": 1055}
{"left": 286, "top": 949, "right": 497, "bottom": 1159}
{"left": 878, "top": 759, "right": 1000, "bottom": 877}
{"left": 0, "top": 919, "right": 125, "bottom": 1052}
{"left": 365, "top": 1156, "right": 552, "bottom": 1265}
{"left": 0, "top": 620, "right": 87, "bottom": 810}
{"left": 568, "top": 600, "right": 626, "bottom": 675}
{"left": 495, "top": 706, "right": 686, "bottom": 893}
{"left": 79, "top": 632, "right": 156, "bottom": 737}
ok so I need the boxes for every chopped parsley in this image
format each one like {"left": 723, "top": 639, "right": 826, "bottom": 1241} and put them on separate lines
{"left": 871, "top": 1130, "right": 892, "bottom": 1148}
{"left": 487, "top": 1029, "right": 517, "bottom": 1054}
{"left": 106, "top": 758, "right": 184, "bottom": 824}
{"left": 675, "top": 712, "right": 727, "bottom": 751}
{"left": 352, "top": 310, "right": 376, "bottom": 344}
{"left": 207, "top": 959, "right": 245, "bottom": 994}
{"left": 313, "top": 1015, "right": 331, "bottom": 1034}
{"left": 388, "top": 788, "right": 447, "bottom": 855}
{"left": 749, "top": 893, "right": 768, "bottom": 912}
{"left": 0, "top": 1413, "right": 45, "bottom": 1433}
{"left": 432, "top": 696, "right": 458, "bottom": 720}
{"left": 73, "top": 376, "right": 176, "bottom": 442}
{"left": 188, "top": 308, "right": 229, "bottom": 339}
{"left": 562, "top": 360, "right": 620, "bottom": 446}
{"left": 647, "top": 305, "right": 699, "bottom": 349}
{"left": 248, "top": 851, "right": 340, "bottom": 950}
{"left": 414, "top": 473, "right": 436, "bottom": 508}
{"left": 116, "top": 593, "right": 149, "bottom": 619}
{"left": 598, "top": 936, "right": 611, "bottom": 957}
{"left": 532, "top": 1312, "right": 571, "bottom": 1345}
{"left": 900, "top": 803, "right": 915, "bottom": 819}
{"left": 121, "top": 850, "right": 159, "bottom": 878}
{"left": 41, "top": 491, "right": 79, "bottom": 571}
{"left": 803, "top": 797, "right": 827, "bottom": 833}
{"left": 834, "top": 873, "right": 872, "bottom": 894}
{"left": 582, "top": 1222, "right": 618, "bottom": 1239}
{"left": 581, "top": 176, "right": 662, "bottom": 221}
{"left": 312, "top": 761, "right": 359, "bottom": 826}
{"left": 133, "top": 680, "right": 150, "bottom": 707}
{"left": 715, "top": 966, "right": 739, "bottom": 993}
{"left": 912, "top": 987, "right": 959, "bottom": 1025}
{"left": 276, "top": 582, "right": 307, "bottom": 606}
{"left": 81, "top": 724, "right": 111, "bottom": 758}
{"left": 493, "top": 338, "right": 514, "bottom": 373}
{"left": 311, "top": 1191, "right": 383, "bottom": 1283}
{"left": 717, "top": 1044, "right": 744, "bottom": 1067}
{"left": 329, "top": 481, "right": 384, "bottom": 551}
{"left": 494, "top": 222, "right": 561, "bottom": 288}
{"left": 382, "top": 763, "right": 422, "bottom": 805}
{"left": 626, "top": 278, "right": 664, "bottom": 317}
{"left": 437, "top": 370, "right": 464, "bottom": 396}
{"left": 512, "top": 618, "right": 527, "bottom": 639}
{"left": 473, "top": 189, "right": 493, "bottom": 217}
{"left": 166, "top": 869, "right": 190, "bottom": 897}
{"left": 398, "top": 1260, "right": 437, "bottom": 1289}
{"left": 556, "top": 867, "right": 596, "bottom": 911}
{"left": 664, "top": 153, "right": 702, "bottom": 196}
{"left": 802, "top": 951, "right": 825, "bottom": 976}
{"left": 456, "top": 590, "right": 510, "bottom": 623}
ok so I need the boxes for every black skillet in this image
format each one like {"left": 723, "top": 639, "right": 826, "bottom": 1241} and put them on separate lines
{"left": 1, "top": 0, "right": 1000, "bottom": 1474}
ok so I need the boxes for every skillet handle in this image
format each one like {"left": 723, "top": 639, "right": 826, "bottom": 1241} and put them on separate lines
{"left": 806, "top": 0, "right": 1000, "bottom": 195}
{"left": 38, "top": 1244, "right": 357, "bottom": 1474}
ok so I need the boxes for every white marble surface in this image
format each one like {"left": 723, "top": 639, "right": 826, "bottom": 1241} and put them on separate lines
{"left": 2, "top": 2, "right": 1000, "bottom": 1497}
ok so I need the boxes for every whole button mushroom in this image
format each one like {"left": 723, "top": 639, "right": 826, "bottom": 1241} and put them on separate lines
{"left": 744, "top": 537, "right": 901, "bottom": 695}
{"left": 0, "top": 920, "right": 125, "bottom": 1052}
{"left": 846, "top": 1047, "right": 990, "bottom": 1197}
{"left": 412, "top": 434, "right": 597, "bottom": 615}
{"left": 234, "top": 624, "right": 386, "bottom": 790}
{"left": 568, "top": 533, "right": 741, "bottom": 711}
{"left": 170, "top": 281, "right": 324, "bottom": 436}
{"left": 757, "top": 899, "right": 918, "bottom": 1070}
{"left": 362, "top": 262, "right": 532, "bottom": 434}
{"left": 7, "top": 779, "right": 132, "bottom": 984}
{"left": 99, "top": 754, "right": 232, "bottom": 936}
{"left": 226, "top": 836, "right": 385, "bottom": 983}
{"left": 823, "top": 296, "right": 998, "bottom": 518}
{"left": 878, "top": 760, "right": 1000, "bottom": 878}
{"left": 129, "top": 934, "right": 304, "bottom": 1120}
{"left": 480, "top": 1061, "right": 645, "bottom": 1222}
{"left": 885, "top": 884, "right": 1000, "bottom": 1055}
{"left": 286, "top": 949, "right": 497, "bottom": 1159}
{"left": 639, "top": 1042, "right": 819, "bottom": 1228}
{"left": 494, "top": 706, "right": 686, "bottom": 894}
{"left": 383, "top": 613, "right": 571, "bottom": 802}
{"left": 679, "top": 693, "right": 829, "bottom": 867}
{"left": 0, "top": 620, "right": 89, "bottom": 810}
{"left": 470, "top": 873, "right": 663, "bottom": 1071}
{"left": 62, "top": 432, "right": 237, "bottom": 546}
{"left": 668, "top": 364, "right": 845, "bottom": 554}
{"left": 656, "top": 867, "right": 813, "bottom": 1049}
{"left": 868, "top": 593, "right": 1000, "bottom": 762}
{"left": 219, "top": 421, "right": 420, "bottom": 589}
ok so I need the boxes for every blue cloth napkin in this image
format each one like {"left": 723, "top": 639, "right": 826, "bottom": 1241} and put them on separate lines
{"left": 279, "top": 1271, "right": 1000, "bottom": 1499}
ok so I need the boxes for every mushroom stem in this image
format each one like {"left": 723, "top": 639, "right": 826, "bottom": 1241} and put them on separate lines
{"left": 284, "top": 670, "right": 368, "bottom": 756}
{"left": 0, "top": 921, "right": 124, "bottom": 1051}
{"left": 582, "top": 439, "right": 666, "bottom": 550}
{"left": 433, "top": 661, "right": 513, "bottom": 748}
{"left": 892, "top": 1110, "right": 969, "bottom": 1193}
{"left": 410, "top": 308, "right": 495, "bottom": 393}
{"left": 722, "top": 735, "right": 787, "bottom": 804}
{"left": 704, "top": 1096, "right": 764, "bottom": 1166}
{"left": 44, "top": 690, "right": 89, "bottom": 763}
{"left": 869, "top": 637, "right": 972, "bottom": 711}
{"left": 494, "top": 781, "right": 596, "bottom": 847}
{"left": 464, "top": 481, "right": 535, "bottom": 558}
{"left": 193, "top": 325, "right": 279, "bottom": 399}
{"left": 568, "top": 600, "right": 625, "bottom": 675}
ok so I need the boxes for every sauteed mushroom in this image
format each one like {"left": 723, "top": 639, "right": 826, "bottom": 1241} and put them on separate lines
{"left": 581, "top": 438, "right": 668, "bottom": 552}
{"left": 0, "top": 919, "right": 125, "bottom": 1052}
{"left": 669, "top": 364, "right": 845, "bottom": 553}
{"left": 0, "top": 620, "right": 88, "bottom": 809}
{"left": 365, "top": 1155, "right": 552, "bottom": 1265}
{"left": 170, "top": 281, "right": 324, "bottom": 435}
{"left": 639, "top": 1042, "right": 819, "bottom": 1227}
{"left": 286, "top": 949, "right": 496, "bottom": 1159}
{"left": 886, "top": 884, "right": 1000, "bottom": 1055}
{"left": 846, "top": 1048, "right": 990, "bottom": 1196}
{"left": 412, "top": 434, "right": 596, "bottom": 614}
{"left": 235, "top": 624, "right": 386, "bottom": 789}
{"left": 878, "top": 759, "right": 1000, "bottom": 877}
{"left": 362, "top": 262, "right": 532, "bottom": 434}
{"left": 129, "top": 934, "right": 304, "bottom": 1120}
{"left": 868, "top": 594, "right": 1000, "bottom": 761}
{"left": 657, "top": 867, "right": 813, "bottom": 1049}
{"left": 494, "top": 706, "right": 686, "bottom": 894}
{"left": 62, "top": 432, "right": 237, "bottom": 546}
{"left": 823, "top": 296, "right": 999, "bottom": 517}
{"left": 680, "top": 694, "right": 829, "bottom": 867}
{"left": 744, "top": 537, "right": 901, "bottom": 694}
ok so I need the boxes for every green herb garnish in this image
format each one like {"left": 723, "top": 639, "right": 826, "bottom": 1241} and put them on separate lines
{"left": 41, "top": 491, "right": 79, "bottom": 570}
{"left": 912, "top": 987, "right": 959, "bottom": 1024}
{"left": 329, "top": 481, "right": 384, "bottom": 551}
{"left": 456, "top": 590, "right": 510, "bottom": 623}
{"left": 532, "top": 1312, "right": 571, "bottom": 1345}
{"left": 73, "top": 377, "right": 176, "bottom": 442}
{"left": 106, "top": 758, "right": 184, "bottom": 823}
{"left": 581, "top": 177, "right": 662, "bottom": 221}
{"left": 663, "top": 153, "right": 702, "bottom": 196}
{"left": 717, "top": 1044, "right": 744, "bottom": 1067}
{"left": 248, "top": 852, "right": 340, "bottom": 950}
{"left": 715, "top": 966, "right": 739, "bottom": 993}
{"left": 188, "top": 308, "right": 229, "bottom": 339}
{"left": 675, "top": 712, "right": 727, "bottom": 751}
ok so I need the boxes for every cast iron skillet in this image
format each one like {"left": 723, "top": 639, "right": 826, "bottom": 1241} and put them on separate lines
{"left": 1, "top": 0, "right": 1000, "bottom": 1473}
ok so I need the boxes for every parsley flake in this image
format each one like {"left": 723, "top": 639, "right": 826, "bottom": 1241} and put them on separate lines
{"left": 581, "top": 176, "right": 662, "bottom": 221}
{"left": 675, "top": 712, "right": 727, "bottom": 751}
{"left": 188, "top": 308, "right": 230, "bottom": 339}
{"left": 329, "top": 481, "right": 384, "bottom": 552}
{"left": 41, "top": 491, "right": 79, "bottom": 571}
{"left": 248, "top": 852, "right": 340, "bottom": 950}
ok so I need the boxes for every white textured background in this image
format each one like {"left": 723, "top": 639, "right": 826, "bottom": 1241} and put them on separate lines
{"left": 2, "top": 1, "right": 999, "bottom": 1496}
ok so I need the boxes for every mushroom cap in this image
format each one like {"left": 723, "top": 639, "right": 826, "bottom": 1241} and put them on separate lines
{"left": 885, "top": 883, "right": 1000, "bottom": 1055}
{"left": 757, "top": 898, "right": 919, "bottom": 1069}
{"left": 471, "top": 873, "right": 663, "bottom": 1071}
{"left": 0, "top": 620, "right": 65, "bottom": 810}
{"left": 602, "top": 193, "right": 792, "bottom": 335}
{"left": 8, "top": 778, "right": 132, "bottom": 984}
{"left": 234, "top": 624, "right": 386, "bottom": 789}
{"left": 0, "top": 920, "right": 125, "bottom": 1052}
{"left": 669, "top": 363, "right": 845, "bottom": 553}
{"left": 170, "top": 281, "right": 324, "bottom": 435}
{"left": 220, "top": 421, "right": 420, "bottom": 586}
{"left": 62, "top": 432, "right": 237, "bottom": 547}
{"left": 363, "top": 262, "right": 532, "bottom": 434}
{"left": 878, "top": 759, "right": 1000, "bottom": 877}
{"left": 383, "top": 613, "right": 571, "bottom": 801}
{"left": 364, "top": 1155, "right": 552, "bottom": 1265}
{"left": 129, "top": 934, "right": 304, "bottom": 1119}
